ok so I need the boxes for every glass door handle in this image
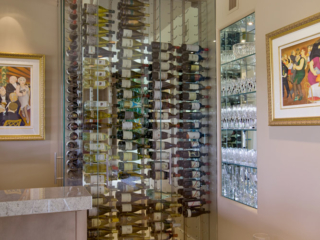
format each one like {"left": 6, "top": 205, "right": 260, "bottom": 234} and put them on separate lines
{"left": 54, "top": 152, "right": 64, "bottom": 184}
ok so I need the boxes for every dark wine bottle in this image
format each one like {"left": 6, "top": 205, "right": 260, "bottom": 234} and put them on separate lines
{"left": 178, "top": 198, "right": 211, "bottom": 208}
{"left": 118, "top": 141, "right": 149, "bottom": 151}
{"left": 177, "top": 122, "right": 209, "bottom": 129}
{"left": 117, "top": 111, "right": 147, "bottom": 120}
{"left": 149, "top": 151, "right": 174, "bottom": 160}
{"left": 148, "top": 112, "right": 179, "bottom": 120}
{"left": 176, "top": 131, "right": 210, "bottom": 139}
{"left": 183, "top": 207, "right": 210, "bottom": 218}
{"left": 117, "top": 90, "right": 142, "bottom": 99}
{"left": 149, "top": 62, "right": 177, "bottom": 71}
{"left": 177, "top": 189, "right": 210, "bottom": 198}
{"left": 148, "top": 170, "right": 170, "bottom": 180}
{"left": 181, "top": 83, "right": 211, "bottom": 91}
{"left": 180, "top": 74, "right": 210, "bottom": 82}
{"left": 145, "top": 90, "right": 176, "bottom": 100}
{"left": 145, "top": 101, "right": 180, "bottom": 110}
{"left": 176, "top": 151, "right": 208, "bottom": 159}
{"left": 177, "top": 141, "right": 209, "bottom": 149}
{"left": 181, "top": 63, "right": 209, "bottom": 73}
{"left": 151, "top": 71, "right": 177, "bottom": 80}
{"left": 180, "top": 44, "right": 209, "bottom": 53}
{"left": 181, "top": 112, "right": 209, "bottom": 120}
{"left": 150, "top": 141, "right": 177, "bottom": 150}
{"left": 177, "top": 92, "right": 209, "bottom": 101}
{"left": 150, "top": 52, "right": 175, "bottom": 62}
{"left": 147, "top": 81, "right": 179, "bottom": 91}
{"left": 151, "top": 42, "right": 177, "bottom": 52}
{"left": 116, "top": 192, "right": 148, "bottom": 203}
{"left": 177, "top": 179, "right": 208, "bottom": 189}
{"left": 177, "top": 160, "right": 209, "bottom": 168}
{"left": 177, "top": 169, "right": 210, "bottom": 178}
{"left": 177, "top": 103, "right": 210, "bottom": 111}
{"left": 181, "top": 53, "right": 207, "bottom": 62}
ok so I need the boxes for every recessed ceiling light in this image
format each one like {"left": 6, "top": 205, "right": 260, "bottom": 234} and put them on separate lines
{"left": 248, "top": 22, "right": 253, "bottom": 26}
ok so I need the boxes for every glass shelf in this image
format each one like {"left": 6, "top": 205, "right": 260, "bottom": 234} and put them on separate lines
{"left": 221, "top": 91, "right": 256, "bottom": 98}
{"left": 221, "top": 128, "right": 257, "bottom": 131}
{"left": 221, "top": 53, "right": 256, "bottom": 66}
{"left": 222, "top": 161, "right": 257, "bottom": 169}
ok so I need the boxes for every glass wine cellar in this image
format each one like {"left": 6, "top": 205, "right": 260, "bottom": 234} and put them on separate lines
{"left": 61, "top": 0, "right": 217, "bottom": 239}
{"left": 220, "top": 13, "right": 257, "bottom": 208}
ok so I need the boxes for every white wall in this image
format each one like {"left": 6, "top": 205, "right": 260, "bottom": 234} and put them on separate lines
{"left": 216, "top": 0, "right": 320, "bottom": 239}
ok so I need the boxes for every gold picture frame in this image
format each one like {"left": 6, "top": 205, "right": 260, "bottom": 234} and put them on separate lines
{"left": 266, "top": 12, "right": 320, "bottom": 126}
{"left": 0, "top": 52, "right": 45, "bottom": 140}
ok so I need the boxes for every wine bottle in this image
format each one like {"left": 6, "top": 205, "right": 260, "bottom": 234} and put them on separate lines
{"left": 151, "top": 232, "right": 178, "bottom": 240}
{"left": 69, "top": 10, "right": 77, "bottom": 21}
{"left": 82, "top": 14, "right": 115, "bottom": 25}
{"left": 180, "top": 44, "right": 209, "bottom": 53}
{"left": 145, "top": 101, "right": 180, "bottom": 110}
{"left": 148, "top": 170, "right": 170, "bottom": 180}
{"left": 180, "top": 73, "right": 210, "bottom": 82}
{"left": 118, "top": 69, "right": 145, "bottom": 79}
{"left": 83, "top": 154, "right": 119, "bottom": 163}
{"left": 151, "top": 42, "right": 176, "bottom": 52}
{"left": 149, "top": 62, "right": 176, "bottom": 71}
{"left": 83, "top": 26, "right": 115, "bottom": 38}
{"left": 69, "top": 20, "right": 78, "bottom": 31}
{"left": 117, "top": 29, "right": 148, "bottom": 40}
{"left": 148, "top": 212, "right": 181, "bottom": 222}
{"left": 151, "top": 71, "right": 177, "bottom": 80}
{"left": 118, "top": 172, "right": 148, "bottom": 180}
{"left": 83, "top": 4, "right": 116, "bottom": 14}
{"left": 147, "top": 81, "right": 178, "bottom": 91}
{"left": 176, "top": 141, "right": 209, "bottom": 149}
{"left": 88, "top": 206, "right": 114, "bottom": 217}
{"left": 117, "top": 224, "right": 148, "bottom": 236}
{"left": 66, "top": 141, "right": 78, "bottom": 149}
{"left": 178, "top": 103, "right": 210, "bottom": 112}
{"left": 181, "top": 53, "right": 207, "bottom": 62}
{"left": 181, "top": 63, "right": 209, "bottom": 73}
{"left": 119, "top": 9, "right": 150, "bottom": 19}
{"left": 83, "top": 122, "right": 116, "bottom": 131}
{"left": 68, "top": 132, "right": 78, "bottom": 140}
{"left": 177, "top": 169, "right": 210, "bottom": 179}
{"left": 177, "top": 179, "right": 209, "bottom": 189}
{"left": 117, "top": 37, "right": 147, "bottom": 49}
{"left": 177, "top": 189, "right": 210, "bottom": 198}
{"left": 117, "top": 204, "right": 148, "bottom": 213}
{"left": 67, "top": 122, "right": 79, "bottom": 131}
{"left": 88, "top": 216, "right": 119, "bottom": 228}
{"left": 146, "top": 189, "right": 182, "bottom": 200}
{"left": 84, "top": 143, "right": 113, "bottom": 152}
{"left": 88, "top": 237, "right": 113, "bottom": 240}
{"left": 119, "top": 18, "right": 150, "bottom": 30}
{"left": 148, "top": 161, "right": 171, "bottom": 171}
{"left": 83, "top": 68, "right": 111, "bottom": 78}
{"left": 146, "top": 122, "right": 178, "bottom": 130}
{"left": 149, "top": 151, "right": 173, "bottom": 160}
{"left": 177, "top": 92, "right": 209, "bottom": 101}
{"left": 83, "top": 57, "right": 110, "bottom": 67}
{"left": 180, "top": 83, "right": 211, "bottom": 91}
{"left": 83, "top": 164, "right": 107, "bottom": 173}
{"left": 82, "top": 132, "right": 108, "bottom": 141}
{"left": 69, "top": 0, "right": 77, "bottom": 10}
{"left": 84, "top": 111, "right": 117, "bottom": 120}
{"left": 92, "top": 196, "right": 117, "bottom": 206}
{"left": 181, "top": 112, "right": 209, "bottom": 120}
{"left": 145, "top": 91, "right": 176, "bottom": 100}
{"left": 176, "top": 151, "right": 208, "bottom": 159}
{"left": 150, "top": 52, "right": 175, "bottom": 62}
{"left": 119, "top": 0, "right": 150, "bottom": 8}
{"left": 150, "top": 141, "right": 176, "bottom": 150}
{"left": 117, "top": 89, "right": 142, "bottom": 99}
{"left": 116, "top": 100, "right": 142, "bottom": 110}
{"left": 178, "top": 198, "right": 211, "bottom": 208}
{"left": 118, "top": 48, "right": 150, "bottom": 60}
{"left": 87, "top": 229, "right": 118, "bottom": 238}
{"left": 118, "top": 152, "right": 150, "bottom": 161}
{"left": 116, "top": 192, "right": 148, "bottom": 203}
{"left": 84, "top": 174, "right": 107, "bottom": 184}
{"left": 148, "top": 201, "right": 182, "bottom": 212}
{"left": 115, "top": 79, "right": 144, "bottom": 89}
{"left": 83, "top": 46, "right": 116, "bottom": 58}
{"left": 118, "top": 141, "right": 149, "bottom": 151}
{"left": 119, "top": 162, "right": 151, "bottom": 172}
{"left": 150, "top": 222, "right": 181, "bottom": 233}
{"left": 115, "top": 59, "right": 148, "bottom": 70}
{"left": 147, "top": 112, "right": 178, "bottom": 120}
{"left": 117, "top": 182, "right": 147, "bottom": 193}
{"left": 119, "top": 121, "right": 145, "bottom": 131}
{"left": 183, "top": 208, "right": 210, "bottom": 218}
{"left": 83, "top": 36, "right": 115, "bottom": 48}
{"left": 85, "top": 185, "right": 115, "bottom": 197}
{"left": 118, "top": 213, "right": 148, "bottom": 225}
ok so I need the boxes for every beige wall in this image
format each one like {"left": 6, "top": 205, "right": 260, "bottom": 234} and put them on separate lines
{"left": 217, "top": 0, "right": 320, "bottom": 239}
{"left": 0, "top": 0, "right": 61, "bottom": 189}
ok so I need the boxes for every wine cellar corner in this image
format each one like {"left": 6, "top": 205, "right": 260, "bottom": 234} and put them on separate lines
{"left": 61, "top": 0, "right": 217, "bottom": 239}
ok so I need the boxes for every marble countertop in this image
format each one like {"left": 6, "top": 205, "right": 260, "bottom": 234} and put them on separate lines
{"left": 0, "top": 186, "right": 92, "bottom": 217}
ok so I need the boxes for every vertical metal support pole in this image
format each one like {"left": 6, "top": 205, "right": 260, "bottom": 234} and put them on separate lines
{"left": 170, "top": 0, "right": 174, "bottom": 45}
{"left": 198, "top": 1, "right": 202, "bottom": 45}
{"left": 153, "top": 0, "right": 157, "bottom": 41}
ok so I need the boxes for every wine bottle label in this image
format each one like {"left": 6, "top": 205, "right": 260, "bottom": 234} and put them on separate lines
{"left": 123, "top": 153, "right": 133, "bottom": 161}
{"left": 188, "top": 92, "right": 197, "bottom": 100}
{"left": 160, "top": 72, "right": 168, "bottom": 79}
{"left": 187, "top": 132, "right": 201, "bottom": 139}
{"left": 92, "top": 198, "right": 104, "bottom": 206}
{"left": 122, "top": 225, "right": 133, "bottom": 234}
{"left": 191, "top": 65, "right": 200, "bottom": 72}
{"left": 123, "top": 49, "right": 133, "bottom": 58}
{"left": 154, "top": 162, "right": 169, "bottom": 170}
{"left": 191, "top": 103, "right": 201, "bottom": 110}
{"left": 86, "top": 36, "right": 97, "bottom": 46}
{"left": 122, "top": 79, "right": 132, "bottom": 88}
{"left": 187, "top": 209, "right": 192, "bottom": 217}
{"left": 86, "top": 25, "right": 96, "bottom": 35}
{"left": 153, "top": 101, "right": 162, "bottom": 110}
{"left": 88, "top": 133, "right": 106, "bottom": 141}
{"left": 94, "top": 71, "right": 106, "bottom": 77}
{"left": 152, "top": 130, "right": 162, "bottom": 140}
{"left": 154, "top": 112, "right": 169, "bottom": 119}
{"left": 88, "top": 46, "right": 95, "bottom": 54}
{"left": 160, "top": 53, "right": 170, "bottom": 60}
{"left": 122, "top": 122, "right": 133, "bottom": 130}
{"left": 121, "top": 193, "right": 132, "bottom": 202}
{"left": 89, "top": 144, "right": 105, "bottom": 151}
{"left": 155, "top": 203, "right": 164, "bottom": 210}
{"left": 125, "top": 141, "right": 133, "bottom": 150}
{"left": 90, "top": 186, "right": 104, "bottom": 195}
{"left": 189, "top": 54, "right": 199, "bottom": 61}
{"left": 88, "top": 101, "right": 108, "bottom": 109}
{"left": 155, "top": 142, "right": 167, "bottom": 150}
{"left": 186, "top": 45, "right": 200, "bottom": 52}
{"left": 123, "top": 29, "right": 133, "bottom": 37}
{"left": 85, "top": 4, "right": 97, "bottom": 14}
{"left": 153, "top": 90, "right": 162, "bottom": 100}
{"left": 86, "top": 15, "right": 96, "bottom": 24}
{"left": 123, "top": 163, "right": 134, "bottom": 171}
{"left": 153, "top": 212, "right": 162, "bottom": 221}
{"left": 154, "top": 152, "right": 170, "bottom": 160}
{"left": 189, "top": 84, "right": 200, "bottom": 90}
{"left": 192, "top": 180, "right": 201, "bottom": 188}
{"left": 122, "top": 204, "right": 132, "bottom": 212}
{"left": 95, "top": 59, "right": 106, "bottom": 65}
{"left": 155, "top": 171, "right": 165, "bottom": 179}
{"left": 191, "top": 161, "right": 200, "bottom": 168}
{"left": 154, "top": 222, "right": 165, "bottom": 231}
{"left": 124, "top": 111, "right": 135, "bottom": 119}
{"left": 122, "top": 59, "right": 132, "bottom": 68}
{"left": 94, "top": 81, "right": 106, "bottom": 87}
{"left": 156, "top": 233, "right": 170, "bottom": 240}
{"left": 192, "top": 171, "right": 201, "bottom": 178}
{"left": 161, "top": 43, "right": 169, "bottom": 50}
{"left": 194, "top": 122, "right": 200, "bottom": 128}
{"left": 90, "top": 175, "right": 105, "bottom": 184}
{"left": 154, "top": 81, "right": 162, "bottom": 90}
{"left": 125, "top": 184, "right": 135, "bottom": 192}
{"left": 192, "top": 190, "right": 201, "bottom": 198}
{"left": 123, "top": 90, "right": 133, "bottom": 99}
{"left": 123, "top": 131, "right": 133, "bottom": 140}
{"left": 88, "top": 207, "right": 98, "bottom": 217}
{"left": 161, "top": 62, "right": 170, "bottom": 70}
{"left": 189, "top": 151, "right": 201, "bottom": 158}
{"left": 122, "top": 38, "right": 134, "bottom": 47}
{"left": 122, "top": 69, "right": 132, "bottom": 78}
{"left": 90, "top": 219, "right": 101, "bottom": 227}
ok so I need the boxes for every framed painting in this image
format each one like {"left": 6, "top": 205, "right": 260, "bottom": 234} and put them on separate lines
{"left": 0, "top": 53, "right": 45, "bottom": 140}
{"left": 266, "top": 13, "right": 320, "bottom": 125}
